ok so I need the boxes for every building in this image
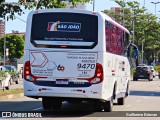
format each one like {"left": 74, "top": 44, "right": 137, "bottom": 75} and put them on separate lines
{"left": 6, "top": 30, "right": 25, "bottom": 38}
{"left": 110, "top": 7, "right": 122, "bottom": 23}
{"left": 0, "top": 19, "right": 5, "bottom": 38}
{"left": 111, "top": 7, "right": 121, "bottom": 15}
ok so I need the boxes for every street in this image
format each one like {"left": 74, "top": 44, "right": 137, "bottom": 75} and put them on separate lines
{"left": 0, "top": 78, "right": 160, "bottom": 119}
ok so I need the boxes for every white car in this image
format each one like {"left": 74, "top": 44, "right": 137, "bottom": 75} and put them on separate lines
{"left": 0, "top": 66, "right": 12, "bottom": 90}
{"left": 148, "top": 66, "right": 156, "bottom": 78}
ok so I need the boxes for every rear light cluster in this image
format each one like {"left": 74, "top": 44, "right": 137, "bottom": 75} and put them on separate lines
{"left": 147, "top": 71, "right": 151, "bottom": 74}
{"left": 24, "top": 61, "right": 46, "bottom": 82}
{"left": 78, "top": 63, "right": 103, "bottom": 84}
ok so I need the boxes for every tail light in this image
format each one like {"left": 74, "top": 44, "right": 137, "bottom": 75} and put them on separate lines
{"left": 24, "top": 61, "right": 46, "bottom": 82}
{"left": 134, "top": 70, "right": 136, "bottom": 73}
{"left": 78, "top": 63, "right": 103, "bottom": 84}
{"left": 147, "top": 71, "right": 151, "bottom": 74}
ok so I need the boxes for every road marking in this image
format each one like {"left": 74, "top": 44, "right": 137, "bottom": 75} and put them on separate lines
{"left": 32, "top": 107, "right": 43, "bottom": 111}
{"left": 136, "top": 100, "right": 141, "bottom": 103}
{"left": 125, "top": 104, "right": 132, "bottom": 107}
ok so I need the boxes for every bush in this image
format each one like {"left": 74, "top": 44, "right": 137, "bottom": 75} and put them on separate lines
{"left": 0, "top": 71, "right": 7, "bottom": 79}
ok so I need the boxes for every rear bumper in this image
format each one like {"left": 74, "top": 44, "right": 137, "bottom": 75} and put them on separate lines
{"left": 133, "top": 75, "right": 150, "bottom": 79}
{"left": 134, "top": 77, "right": 149, "bottom": 79}
{"left": 24, "top": 80, "right": 104, "bottom": 100}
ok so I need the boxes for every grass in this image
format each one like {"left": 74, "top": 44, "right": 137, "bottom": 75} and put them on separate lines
{"left": 0, "top": 88, "right": 24, "bottom": 96}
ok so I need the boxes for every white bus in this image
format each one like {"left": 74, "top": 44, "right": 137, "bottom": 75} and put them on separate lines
{"left": 23, "top": 9, "right": 134, "bottom": 112}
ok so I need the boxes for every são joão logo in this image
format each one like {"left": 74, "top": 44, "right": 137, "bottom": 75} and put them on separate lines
{"left": 47, "top": 21, "right": 81, "bottom": 32}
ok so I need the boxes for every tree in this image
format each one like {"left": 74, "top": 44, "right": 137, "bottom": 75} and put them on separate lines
{"left": 0, "top": 0, "right": 23, "bottom": 20}
{"left": 103, "top": 1, "right": 160, "bottom": 65}
{"left": 0, "top": 34, "right": 24, "bottom": 60}
{"left": 0, "top": 0, "right": 92, "bottom": 20}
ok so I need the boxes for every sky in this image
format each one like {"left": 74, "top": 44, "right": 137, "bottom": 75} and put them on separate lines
{"left": 5, "top": 0, "right": 160, "bottom": 33}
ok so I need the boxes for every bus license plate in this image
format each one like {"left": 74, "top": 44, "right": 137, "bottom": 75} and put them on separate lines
{"left": 56, "top": 79, "right": 69, "bottom": 85}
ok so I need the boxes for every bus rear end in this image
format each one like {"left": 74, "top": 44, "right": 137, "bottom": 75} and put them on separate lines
{"left": 24, "top": 9, "right": 106, "bottom": 111}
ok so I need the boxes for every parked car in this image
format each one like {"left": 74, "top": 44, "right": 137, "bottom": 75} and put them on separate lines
{"left": 133, "top": 66, "right": 154, "bottom": 81}
{"left": 20, "top": 67, "right": 23, "bottom": 78}
{"left": 148, "top": 66, "right": 156, "bottom": 78}
{"left": 3, "top": 65, "right": 19, "bottom": 84}
{"left": 0, "top": 66, "right": 12, "bottom": 90}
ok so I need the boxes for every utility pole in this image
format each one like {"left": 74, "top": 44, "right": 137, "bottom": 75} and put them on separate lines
{"left": 3, "top": 18, "right": 6, "bottom": 65}
{"left": 93, "top": 0, "right": 95, "bottom": 11}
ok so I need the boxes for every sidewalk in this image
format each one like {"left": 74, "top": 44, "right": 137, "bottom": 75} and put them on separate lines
{"left": 0, "top": 93, "right": 24, "bottom": 100}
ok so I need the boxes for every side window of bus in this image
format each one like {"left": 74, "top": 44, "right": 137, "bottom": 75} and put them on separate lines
{"left": 105, "top": 21, "right": 129, "bottom": 56}
{"left": 117, "top": 28, "right": 123, "bottom": 55}
{"left": 105, "top": 21, "right": 117, "bottom": 54}
{"left": 105, "top": 21, "right": 111, "bottom": 53}
{"left": 122, "top": 32, "right": 130, "bottom": 55}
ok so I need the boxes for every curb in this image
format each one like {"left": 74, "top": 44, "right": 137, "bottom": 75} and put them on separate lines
{"left": 0, "top": 93, "right": 24, "bottom": 100}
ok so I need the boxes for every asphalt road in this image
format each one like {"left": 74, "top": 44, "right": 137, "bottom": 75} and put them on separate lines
{"left": 0, "top": 78, "right": 160, "bottom": 119}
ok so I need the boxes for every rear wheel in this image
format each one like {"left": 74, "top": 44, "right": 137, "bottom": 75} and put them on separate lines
{"left": 117, "top": 97, "right": 125, "bottom": 105}
{"left": 103, "top": 99, "right": 113, "bottom": 112}
{"left": 52, "top": 99, "right": 62, "bottom": 110}
{"left": 126, "top": 83, "right": 129, "bottom": 97}
{"left": 133, "top": 78, "right": 138, "bottom": 81}
{"left": 94, "top": 100, "right": 103, "bottom": 112}
{"left": 15, "top": 79, "right": 19, "bottom": 84}
{"left": 5, "top": 80, "right": 10, "bottom": 90}
{"left": 42, "top": 98, "right": 52, "bottom": 110}
{"left": 42, "top": 97, "right": 62, "bottom": 110}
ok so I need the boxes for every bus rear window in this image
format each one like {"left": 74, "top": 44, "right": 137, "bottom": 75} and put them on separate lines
{"left": 31, "top": 12, "right": 98, "bottom": 49}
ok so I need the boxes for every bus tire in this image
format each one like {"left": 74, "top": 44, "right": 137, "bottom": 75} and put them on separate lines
{"left": 15, "top": 79, "right": 19, "bottom": 84}
{"left": 103, "top": 99, "right": 113, "bottom": 112}
{"left": 42, "top": 97, "right": 52, "bottom": 110}
{"left": 117, "top": 97, "right": 125, "bottom": 105}
{"left": 52, "top": 99, "right": 62, "bottom": 110}
{"left": 94, "top": 100, "right": 103, "bottom": 112}
{"left": 126, "top": 83, "right": 129, "bottom": 97}
{"left": 5, "top": 80, "right": 11, "bottom": 90}
{"left": 133, "top": 78, "right": 137, "bottom": 81}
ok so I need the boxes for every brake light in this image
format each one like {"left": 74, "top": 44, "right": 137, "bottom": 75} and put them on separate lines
{"left": 78, "top": 63, "right": 103, "bottom": 84}
{"left": 24, "top": 61, "right": 47, "bottom": 82}
{"left": 60, "top": 45, "right": 67, "bottom": 48}
{"left": 148, "top": 71, "right": 151, "bottom": 74}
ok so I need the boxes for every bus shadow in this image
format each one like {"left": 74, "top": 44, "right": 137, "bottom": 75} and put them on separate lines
{"left": 0, "top": 101, "right": 116, "bottom": 117}
{"left": 129, "top": 90, "right": 160, "bottom": 97}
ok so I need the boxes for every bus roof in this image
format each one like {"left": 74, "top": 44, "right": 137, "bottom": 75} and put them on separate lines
{"left": 99, "top": 12, "right": 130, "bottom": 33}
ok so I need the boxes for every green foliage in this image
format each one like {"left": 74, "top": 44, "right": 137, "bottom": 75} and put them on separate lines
{"left": 0, "top": 0, "right": 91, "bottom": 20}
{"left": 0, "top": 2, "right": 24, "bottom": 20}
{"left": 154, "top": 66, "right": 159, "bottom": 72}
{"left": 0, "top": 34, "right": 24, "bottom": 60}
{"left": 0, "top": 71, "right": 7, "bottom": 79}
{"left": 18, "top": 0, "right": 91, "bottom": 10}
{"left": 131, "top": 67, "right": 135, "bottom": 76}
{"left": 103, "top": 1, "right": 160, "bottom": 64}
{"left": 9, "top": 71, "right": 18, "bottom": 76}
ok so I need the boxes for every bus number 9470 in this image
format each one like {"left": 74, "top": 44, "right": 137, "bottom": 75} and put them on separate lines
{"left": 77, "top": 63, "right": 95, "bottom": 69}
